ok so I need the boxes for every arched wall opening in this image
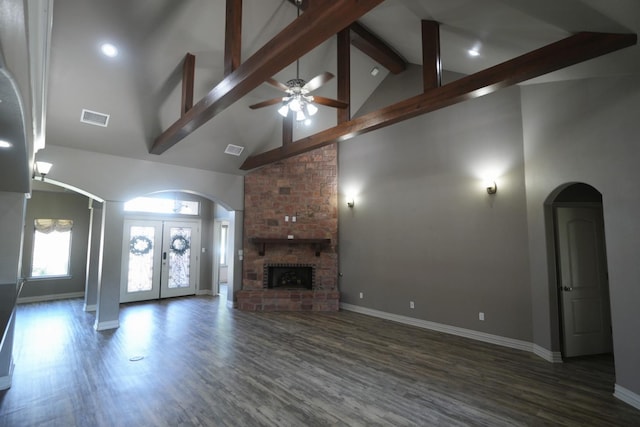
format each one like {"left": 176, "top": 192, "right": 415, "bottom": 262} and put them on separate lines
{"left": 22, "top": 180, "right": 243, "bottom": 325}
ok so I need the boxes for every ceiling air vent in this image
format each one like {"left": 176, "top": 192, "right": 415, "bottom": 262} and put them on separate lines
{"left": 80, "top": 109, "right": 110, "bottom": 127}
{"left": 224, "top": 144, "right": 244, "bottom": 156}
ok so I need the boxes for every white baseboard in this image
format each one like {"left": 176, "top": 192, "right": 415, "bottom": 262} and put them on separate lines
{"left": 18, "top": 291, "right": 84, "bottom": 304}
{"left": 84, "top": 303, "right": 97, "bottom": 312}
{"left": 0, "top": 359, "right": 15, "bottom": 390}
{"left": 533, "top": 344, "right": 563, "bottom": 363}
{"left": 615, "top": 384, "right": 640, "bottom": 410}
{"left": 94, "top": 319, "right": 119, "bottom": 331}
{"left": 196, "top": 289, "right": 214, "bottom": 296}
{"left": 340, "top": 303, "right": 548, "bottom": 358}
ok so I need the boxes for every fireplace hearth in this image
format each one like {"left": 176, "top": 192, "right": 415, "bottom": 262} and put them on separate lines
{"left": 264, "top": 263, "right": 315, "bottom": 290}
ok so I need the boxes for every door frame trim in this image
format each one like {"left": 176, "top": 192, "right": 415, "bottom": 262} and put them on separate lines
{"left": 546, "top": 185, "right": 612, "bottom": 360}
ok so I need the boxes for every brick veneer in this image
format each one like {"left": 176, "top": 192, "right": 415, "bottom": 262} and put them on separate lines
{"left": 237, "top": 144, "right": 339, "bottom": 311}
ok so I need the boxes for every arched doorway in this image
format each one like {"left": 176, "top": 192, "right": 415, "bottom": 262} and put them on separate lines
{"left": 550, "top": 183, "right": 613, "bottom": 358}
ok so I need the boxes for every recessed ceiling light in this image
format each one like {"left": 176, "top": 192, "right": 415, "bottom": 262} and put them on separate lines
{"left": 101, "top": 43, "right": 118, "bottom": 58}
{"left": 468, "top": 48, "right": 480, "bottom": 57}
{"left": 0, "top": 140, "right": 13, "bottom": 149}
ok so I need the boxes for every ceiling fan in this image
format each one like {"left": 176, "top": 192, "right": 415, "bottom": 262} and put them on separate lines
{"left": 249, "top": 0, "right": 348, "bottom": 122}
{"left": 249, "top": 71, "right": 348, "bottom": 122}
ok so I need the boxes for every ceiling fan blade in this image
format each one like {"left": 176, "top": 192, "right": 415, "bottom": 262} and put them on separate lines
{"left": 249, "top": 98, "right": 284, "bottom": 109}
{"left": 265, "top": 78, "right": 289, "bottom": 92}
{"left": 303, "top": 72, "right": 334, "bottom": 92}
{"left": 313, "top": 96, "right": 348, "bottom": 109}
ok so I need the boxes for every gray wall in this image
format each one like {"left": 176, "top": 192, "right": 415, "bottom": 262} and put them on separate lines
{"left": 0, "top": 192, "right": 26, "bottom": 284}
{"left": 21, "top": 190, "right": 91, "bottom": 299}
{"left": 339, "top": 70, "right": 532, "bottom": 341}
{"left": 340, "top": 67, "right": 640, "bottom": 398}
{"left": 0, "top": 191, "right": 26, "bottom": 384}
{"left": 198, "top": 197, "right": 214, "bottom": 293}
{"left": 521, "top": 74, "right": 640, "bottom": 397}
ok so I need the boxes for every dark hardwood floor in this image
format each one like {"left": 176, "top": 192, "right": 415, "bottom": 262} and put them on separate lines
{"left": 1, "top": 295, "right": 638, "bottom": 426}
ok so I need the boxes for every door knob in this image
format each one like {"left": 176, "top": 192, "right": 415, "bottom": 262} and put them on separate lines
{"left": 563, "top": 286, "right": 573, "bottom": 291}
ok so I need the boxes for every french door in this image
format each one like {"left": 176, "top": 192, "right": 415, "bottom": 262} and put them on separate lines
{"left": 120, "top": 219, "right": 201, "bottom": 303}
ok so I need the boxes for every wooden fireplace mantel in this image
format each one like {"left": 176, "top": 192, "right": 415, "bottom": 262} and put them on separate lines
{"left": 249, "top": 238, "right": 331, "bottom": 257}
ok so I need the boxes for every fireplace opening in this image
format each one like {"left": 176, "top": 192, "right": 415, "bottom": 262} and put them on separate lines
{"left": 264, "top": 263, "right": 315, "bottom": 290}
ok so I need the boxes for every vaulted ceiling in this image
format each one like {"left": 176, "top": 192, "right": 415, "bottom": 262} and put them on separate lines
{"left": 4, "top": 0, "right": 640, "bottom": 184}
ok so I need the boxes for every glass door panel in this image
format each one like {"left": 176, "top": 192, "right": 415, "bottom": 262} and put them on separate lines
{"left": 160, "top": 221, "right": 200, "bottom": 298}
{"left": 120, "top": 220, "right": 162, "bottom": 302}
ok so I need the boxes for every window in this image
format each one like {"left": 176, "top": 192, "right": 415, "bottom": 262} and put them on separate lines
{"left": 31, "top": 219, "right": 73, "bottom": 278}
{"left": 219, "top": 224, "right": 228, "bottom": 266}
{"left": 123, "top": 197, "right": 199, "bottom": 215}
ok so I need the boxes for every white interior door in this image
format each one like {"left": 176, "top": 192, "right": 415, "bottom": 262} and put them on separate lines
{"left": 121, "top": 219, "right": 200, "bottom": 303}
{"left": 555, "top": 206, "right": 612, "bottom": 357}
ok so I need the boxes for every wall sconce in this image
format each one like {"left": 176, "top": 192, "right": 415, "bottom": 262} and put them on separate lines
{"left": 347, "top": 198, "right": 355, "bottom": 208}
{"left": 33, "top": 161, "right": 53, "bottom": 181}
{"left": 486, "top": 181, "right": 497, "bottom": 195}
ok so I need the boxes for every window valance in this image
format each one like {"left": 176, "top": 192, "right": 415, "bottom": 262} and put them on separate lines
{"left": 34, "top": 219, "right": 74, "bottom": 233}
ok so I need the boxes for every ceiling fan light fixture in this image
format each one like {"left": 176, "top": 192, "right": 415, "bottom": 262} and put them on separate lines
{"left": 296, "top": 110, "right": 306, "bottom": 121}
{"left": 289, "top": 98, "right": 302, "bottom": 112}
{"left": 306, "top": 103, "right": 318, "bottom": 116}
{"left": 278, "top": 104, "right": 289, "bottom": 117}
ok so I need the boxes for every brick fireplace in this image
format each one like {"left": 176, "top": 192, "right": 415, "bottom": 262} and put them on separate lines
{"left": 237, "top": 144, "right": 339, "bottom": 311}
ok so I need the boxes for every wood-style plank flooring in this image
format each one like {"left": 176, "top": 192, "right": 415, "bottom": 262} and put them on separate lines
{"left": 1, "top": 294, "right": 639, "bottom": 426}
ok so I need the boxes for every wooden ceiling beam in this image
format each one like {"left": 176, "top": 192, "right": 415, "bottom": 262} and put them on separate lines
{"left": 350, "top": 22, "right": 407, "bottom": 74}
{"left": 150, "top": 0, "right": 384, "bottom": 155}
{"left": 181, "top": 53, "right": 195, "bottom": 116}
{"left": 224, "top": 0, "right": 242, "bottom": 76}
{"left": 422, "top": 20, "right": 441, "bottom": 90}
{"left": 337, "top": 28, "right": 351, "bottom": 124}
{"left": 283, "top": 113, "right": 293, "bottom": 146}
{"left": 240, "top": 31, "right": 636, "bottom": 170}
{"left": 286, "top": 0, "right": 406, "bottom": 75}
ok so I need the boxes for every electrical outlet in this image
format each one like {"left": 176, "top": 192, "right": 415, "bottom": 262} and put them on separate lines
{"left": 410, "top": 301, "right": 415, "bottom": 309}
{"left": 359, "top": 292, "right": 363, "bottom": 299}
{"left": 479, "top": 312, "right": 485, "bottom": 321}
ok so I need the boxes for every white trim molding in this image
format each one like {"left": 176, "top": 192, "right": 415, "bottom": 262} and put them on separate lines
{"left": 18, "top": 291, "right": 85, "bottom": 304}
{"left": 614, "top": 384, "right": 640, "bottom": 411}
{"left": 196, "top": 289, "right": 214, "bottom": 296}
{"left": 0, "top": 359, "right": 15, "bottom": 390}
{"left": 341, "top": 303, "right": 556, "bottom": 360}
{"left": 94, "top": 320, "right": 119, "bottom": 331}
{"left": 83, "top": 303, "right": 97, "bottom": 312}
{"left": 27, "top": 0, "right": 54, "bottom": 153}
{"left": 533, "top": 344, "right": 563, "bottom": 363}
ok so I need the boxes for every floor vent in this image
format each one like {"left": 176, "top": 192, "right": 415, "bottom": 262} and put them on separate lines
{"left": 80, "top": 109, "right": 110, "bottom": 127}
{"left": 224, "top": 144, "right": 244, "bottom": 156}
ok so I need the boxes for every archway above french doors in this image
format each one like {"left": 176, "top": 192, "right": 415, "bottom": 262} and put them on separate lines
{"left": 120, "top": 219, "right": 201, "bottom": 303}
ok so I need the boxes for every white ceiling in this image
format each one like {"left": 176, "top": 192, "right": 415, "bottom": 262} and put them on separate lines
{"left": 11, "top": 0, "right": 640, "bottom": 179}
